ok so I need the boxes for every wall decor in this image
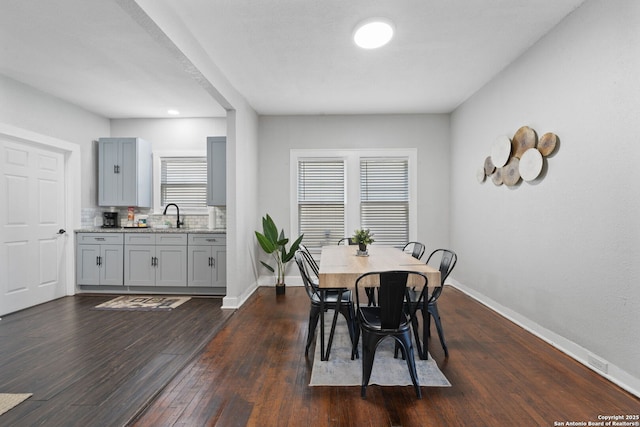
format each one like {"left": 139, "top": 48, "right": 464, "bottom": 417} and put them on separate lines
{"left": 479, "top": 126, "right": 558, "bottom": 187}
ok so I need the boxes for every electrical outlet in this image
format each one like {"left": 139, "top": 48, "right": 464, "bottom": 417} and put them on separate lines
{"left": 588, "top": 354, "right": 609, "bottom": 374}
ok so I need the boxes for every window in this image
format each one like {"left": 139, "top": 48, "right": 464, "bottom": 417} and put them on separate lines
{"left": 292, "top": 149, "right": 416, "bottom": 255}
{"left": 297, "top": 159, "right": 345, "bottom": 251}
{"left": 360, "top": 158, "right": 409, "bottom": 246}
{"left": 154, "top": 153, "right": 207, "bottom": 212}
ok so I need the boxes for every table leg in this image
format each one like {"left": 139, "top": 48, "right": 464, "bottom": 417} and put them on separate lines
{"left": 421, "top": 305, "right": 429, "bottom": 360}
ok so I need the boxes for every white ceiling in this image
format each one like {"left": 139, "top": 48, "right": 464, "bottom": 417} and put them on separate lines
{"left": 0, "top": 0, "right": 585, "bottom": 119}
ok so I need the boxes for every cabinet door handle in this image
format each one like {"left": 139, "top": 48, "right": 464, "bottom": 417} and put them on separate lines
{"left": 95, "top": 237, "right": 105, "bottom": 241}
{"left": 96, "top": 256, "right": 100, "bottom": 266}
{"left": 212, "top": 258, "right": 215, "bottom": 268}
{"left": 151, "top": 257, "right": 155, "bottom": 267}
{"left": 206, "top": 238, "right": 217, "bottom": 242}
{"left": 114, "top": 164, "right": 120, "bottom": 174}
{"left": 154, "top": 256, "right": 158, "bottom": 266}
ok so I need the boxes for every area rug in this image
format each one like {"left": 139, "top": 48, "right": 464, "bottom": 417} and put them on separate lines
{"left": 309, "top": 315, "right": 451, "bottom": 387}
{"left": 95, "top": 296, "right": 191, "bottom": 311}
{"left": 0, "top": 393, "right": 33, "bottom": 416}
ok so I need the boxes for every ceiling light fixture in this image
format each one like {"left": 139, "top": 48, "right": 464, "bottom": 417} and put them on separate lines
{"left": 353, "top": 18, "right": 394, "bottom": 49}
{"left": 167, "top": 109, "right": 180, "bottom": 115}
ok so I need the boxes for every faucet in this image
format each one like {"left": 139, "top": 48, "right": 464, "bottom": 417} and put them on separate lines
{"left": 163, "top": 203, "right": 183, "bottom": 228}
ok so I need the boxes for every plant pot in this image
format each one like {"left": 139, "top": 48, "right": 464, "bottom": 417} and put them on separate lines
{"left": 276, "top": 284, "right": 286, "bottom": 295}
{"left": 358, "top": 243, "right": 367, "bottom": 252}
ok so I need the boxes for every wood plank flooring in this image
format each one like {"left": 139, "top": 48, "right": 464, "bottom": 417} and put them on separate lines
{"left": 1, "top": 287, "right": 638, "bottom": 426}
{"left": 0, "top": 295, "right": 233, "bottom": 426}
{"left": 133, "top": 286, "right": 639, "bottom": 427}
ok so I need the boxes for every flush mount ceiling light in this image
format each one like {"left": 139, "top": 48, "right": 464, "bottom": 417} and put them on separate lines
{"left": 353, "top": 18, "right": 394, "bottom": 49}
{"left": 167, "top": 109, "right": 180, "bottom": 115}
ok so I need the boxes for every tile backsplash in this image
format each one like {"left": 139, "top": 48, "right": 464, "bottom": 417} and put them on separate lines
{"left": 81, "top": 206, "right": 226, "bottom": 230}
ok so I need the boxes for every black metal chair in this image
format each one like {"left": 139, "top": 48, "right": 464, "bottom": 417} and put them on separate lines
{"left": 298, "top": 243, "right": 319, "bottom": 277}
{"left": 337, "top": 237, "right": 357, "bottom": 245}
{"left": 353, "top": 270, "right": 426, "bottom": 399}
{"left": 406, "top": 249, "right": 457, "bottom": 359}
{"left": 402, "top": 241, "right": 426, "bottom": 260}
{"left": 294, "top": 250, "right": 358, "bottom": 359}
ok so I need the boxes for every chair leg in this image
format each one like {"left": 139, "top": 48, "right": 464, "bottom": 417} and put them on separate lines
{"left": 429, "top": 303, "right": 448, "bottom": 357}
{"left": 360, "top": 333, "right": 379, "bottom": 398}
{"left": 396, "top": 333, "right": 422, "bottom": 399}
{"left": 340, "top": 305, "right": 359, "bottom": 359}
{"left": 306, "top": 306, "right": 321, "bottom": 356}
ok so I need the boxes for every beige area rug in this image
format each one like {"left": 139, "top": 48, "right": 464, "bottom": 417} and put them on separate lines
{"left": 0, "top": 393, "right": 33, "bottom": 416}
{"left": 95, "top": 296, "right": 191, "bottom": 311}
{"left": 310, "top": 315, "right": 451, "bottom": 387}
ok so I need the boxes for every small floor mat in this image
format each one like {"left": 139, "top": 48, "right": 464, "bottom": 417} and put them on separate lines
{"left": 94, "top": 296, "right": 191, "bottom": 311}
{"left": 0, "top": 393, "right": 33, "bottom": 416}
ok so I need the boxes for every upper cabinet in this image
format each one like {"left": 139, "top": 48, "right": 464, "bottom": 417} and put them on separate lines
{"left": 98, "top": 137, "right": 152, "bottom": 207}
{"left": 207, "top": 136, "right": 226, "bottom": 206}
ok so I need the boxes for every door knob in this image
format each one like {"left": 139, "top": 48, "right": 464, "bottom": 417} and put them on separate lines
{"left": 57, "top": 229, "right": 66, "bottom": 235}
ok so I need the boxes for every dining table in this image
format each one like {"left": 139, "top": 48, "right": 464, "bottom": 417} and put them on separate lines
{"left": 317, "top": 244, "right": 441, "bottom": 361}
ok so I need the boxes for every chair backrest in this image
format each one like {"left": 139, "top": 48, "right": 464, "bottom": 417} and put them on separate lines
{"left": 298, "top": 243, "right": 319, "bottom": 276}
{"left": 425, "top": 249, "right": 457, "bottom": 300}
{"left": 402, "top": 241, "right": 425, "bottom": 260}
{"left": 337, "top": 237, "right": 358, "bottom": 245}
{"left": 294, "top": 250, "right": 318, "bottom": 300}
{"left": 355, "top": 271, "right": 427, "bottom": 329}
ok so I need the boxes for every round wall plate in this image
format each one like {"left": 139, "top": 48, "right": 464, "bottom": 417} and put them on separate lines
{"left": 477, "top": 167, "right": 486, "bottom": 183}
{"left": 519, "top": 148, "right": 543, "bottom": 181}
{"left": 491, "top": 135, "right": 511, "bottom": 168}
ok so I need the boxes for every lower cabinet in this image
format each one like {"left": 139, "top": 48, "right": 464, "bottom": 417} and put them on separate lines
{"left": 188, "top": 234, "right": 226, "bottom": 287}
{"left": 76, "top": 233, "right": 124, "bottom": 286}
{"left": 124, "top": 233, "right": 188, "bottom": 287}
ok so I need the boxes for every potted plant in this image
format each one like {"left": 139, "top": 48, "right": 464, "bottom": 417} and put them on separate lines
{"left": 255, "top": 214, "right": 304, "bottom": 295}
{"left": 351, "top": 228, "right": 374, "bottom": 254}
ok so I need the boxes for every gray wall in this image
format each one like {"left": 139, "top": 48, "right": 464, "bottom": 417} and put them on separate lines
{"left": 450, "top": 0, "right": 640, "bottom": 393}
{"left": 257, "top": 113, "right": 451, "bottom": 279}
{"left": 110, "top": 118, "right": 226, "bottom": 152}
{"left": 0, "top": 75, "right": 110, "bottom": 208}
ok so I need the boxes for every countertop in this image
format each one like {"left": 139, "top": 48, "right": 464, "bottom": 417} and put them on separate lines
{"left": 75, "top": 227, "right": 226, "bottom": 234}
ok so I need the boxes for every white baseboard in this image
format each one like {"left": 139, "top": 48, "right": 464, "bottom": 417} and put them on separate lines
{"left": 222, "top": 282, "right": 258, "bottom": 309}
{"left": 450, "top": 279, "right": 640, "bottom": 399}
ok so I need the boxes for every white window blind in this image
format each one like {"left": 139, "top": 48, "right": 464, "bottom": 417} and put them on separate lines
{"left": 360, "top": 158, "right": 409, "bottom": 247}
{"left": 297, "top": 159, "right": 345, "bottom": 253}
{"left": 161, "top": 157, "right": 208, "bottom": 209}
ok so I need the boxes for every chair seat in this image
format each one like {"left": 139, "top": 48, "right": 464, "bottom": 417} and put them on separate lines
{"left": 358, "top": 306, "right": 411, "bottom": 332}
{"left": 310, "top": 289, "right": 352, "bottom": 305}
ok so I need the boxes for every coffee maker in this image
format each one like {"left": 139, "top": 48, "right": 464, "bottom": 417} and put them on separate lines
{"left": 102, "top": 211, "right": 119, "bottom": 228}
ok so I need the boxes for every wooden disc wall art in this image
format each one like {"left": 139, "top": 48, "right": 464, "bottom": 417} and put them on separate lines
{"left": 512, "top": 126, "right": 536, "bottom": 158}
{"left": 479, "top": 126, "right": 558, "bottom": 188}
{"left": 503, "top": 157, "right": 521, "bottom": 186}
{"left": 537, "top": 132, "right": 558, "bottom": 156}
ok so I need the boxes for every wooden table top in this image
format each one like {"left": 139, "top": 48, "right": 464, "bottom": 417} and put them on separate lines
{"left": 318, "top": 245, "right": 441, "bottom": 288}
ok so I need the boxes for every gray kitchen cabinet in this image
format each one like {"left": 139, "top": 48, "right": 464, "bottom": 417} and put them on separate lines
{"left": 98, "top": 137, "right": 152, "bottom": 207}
{"left": 76, "top": 233, "right": 124, "bottom": 286}
{"left": 207, "top": 136, "right": 226, "bottom": 206}
{"left": 187, "top": 234, "right": 226, "bottom": 288}
{"left": 124, "top": 233, "right": 187, "bottom": 287}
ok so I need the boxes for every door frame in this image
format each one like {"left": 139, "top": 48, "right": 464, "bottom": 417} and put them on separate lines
{"left": 0, "top": 123, "right": 81, "bottom": 298}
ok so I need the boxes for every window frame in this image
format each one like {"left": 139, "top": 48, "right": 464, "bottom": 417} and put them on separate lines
{"left": 153, "top": 150, "right": 208, "bottom": 214}
{"left": 290, "top": 148, "right": 417, "bottom": 253}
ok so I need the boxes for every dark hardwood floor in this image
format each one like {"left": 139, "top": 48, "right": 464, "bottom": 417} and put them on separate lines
{"left": 133, "top": 286, "right": 639, "bottom": 427}
{"left": 0, "top": 294, "right": 233, "bottom": 426}
{"left": 1, "top": 287, "right": 638, "bottom": 426}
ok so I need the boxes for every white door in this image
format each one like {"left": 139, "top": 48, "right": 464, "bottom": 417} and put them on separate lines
{"left": 0, "top": 138, "right": 67, "bottom": 316}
